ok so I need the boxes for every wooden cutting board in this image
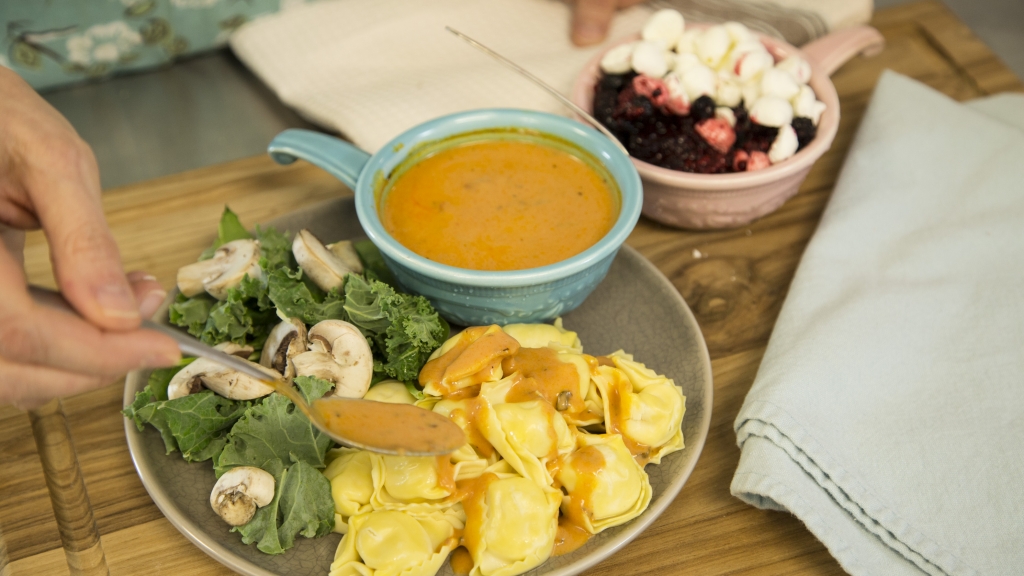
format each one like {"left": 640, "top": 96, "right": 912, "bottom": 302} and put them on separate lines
{"left": 1, "top": 1, "right": 1021, "bottom": 574}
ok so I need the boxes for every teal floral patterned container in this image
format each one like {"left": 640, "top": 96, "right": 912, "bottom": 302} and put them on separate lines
{"left": 1, "top": 0, "right": 310, "bottom": 90}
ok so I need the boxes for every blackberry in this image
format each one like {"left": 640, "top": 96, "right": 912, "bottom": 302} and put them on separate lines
{"left": 742, "top": 123, "right": 778, "bottom": 154}
{"left": 792, "top": 117, "right": 817, "bottom": 150}
{"left": 598, "top": 72, "right": 635, "bottom": 92}
{"left": 593, "top": 71, "right": 786, "bottom": 174}
{"left": 733, "top": 105, "right": 753, "bottom": 148}
{"left": 691, "top": 96, "right": 715, "bottom": 121}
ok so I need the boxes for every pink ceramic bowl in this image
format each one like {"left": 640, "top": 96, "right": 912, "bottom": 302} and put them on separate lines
{"left": 572, "top": 25, "right": 885, "bottom": 229}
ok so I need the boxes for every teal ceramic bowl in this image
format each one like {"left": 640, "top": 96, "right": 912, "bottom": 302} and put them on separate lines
{"left": 267, "top": 109, "right": 642, "bottom": 325}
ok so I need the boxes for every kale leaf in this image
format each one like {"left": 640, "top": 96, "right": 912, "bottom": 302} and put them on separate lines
{"left": 233, "top": 459, "right": 334, "bottom": 554}
{"left": 214, "top": 393, "right": 333, "bottom": 477}
{"left": 293, "top": 376, "right": 335, "bottom": 405}
{"left": 124, "top": 362, "right": 246, "bottom": 462}
{"left": 342, "top": 274, "right": 448, "bottom": 381}
{"left": 157, "top": 391, "right": 250, "bottom": 462}
{"left": 352, "top": 238, "right": 396, "bottom": 286}
{"left": 199, "top": 206, "right": 252, "bottom": 260}
{"left": 266, "top": 265, "right": 348, "bottom": 325}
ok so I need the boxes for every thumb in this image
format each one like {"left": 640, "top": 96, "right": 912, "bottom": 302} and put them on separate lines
{"left": 572, "top": 0, "right": 617, "bottom": 46}
{"left": 0, "top": 226, "right": 25, "bottom": 268}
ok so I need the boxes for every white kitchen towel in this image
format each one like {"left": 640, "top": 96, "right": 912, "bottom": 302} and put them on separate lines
{"left": 229, "top": 0, "right": 870, "bottom": 152}
{"left": 731, "top": 71, "right": 1024, "bottom": 576}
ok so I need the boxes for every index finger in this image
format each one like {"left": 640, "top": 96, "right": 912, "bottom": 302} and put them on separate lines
{"left": 0, "top": 247, "right": 179, "bottom": 376}
{"left": 18, "top": 125, "right": 140, "bottom": 330}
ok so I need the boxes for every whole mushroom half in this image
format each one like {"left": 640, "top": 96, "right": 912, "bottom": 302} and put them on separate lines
{"left": 293, "top": 319, "right": 373, "bottom": 399}
{"left": 292, "top": 230, "right": 362, "bottom": 292}
{"left": 327, "top": 240, "right": 364, "bottom": 274}
{"left": 210, "top": 466, "right": 275, "bottom": 526}
{"left": 177, "top": 239, "right": 262, "bottom": 300}
{"left": 259, "top": 318, "right": 308, "bottom": 379}
{"left": 167, "top": 346, "right": 279, "bottom": 400}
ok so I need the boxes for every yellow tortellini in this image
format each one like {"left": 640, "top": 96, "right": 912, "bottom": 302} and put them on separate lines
{"left": 329, "top": 509, "right": 461, "bottom": 576}
{"left": 592, "top": 351, "right": 686, "bottom": 465}
{"left": 463, "top": 476, "right": 561, "bottom": 576}
{"left": 371, "top": 455, "right": 457, "bottom": 514}
{"left": 556, "top": 433, "right": 652, "bottom": 534}
{"left": 501, "top": 318, "right": 581, "bottom": 353}
{"left": 323, "top": 320, "right": 685, "bottom": 576}
{"left": 476, "top": 378, "right": 576, "bottom": 486}
{"left": 323, "top": 448, "right": 377, "bottom": 534}
{"left": 363, "top": 380, "right": 417, "bottom": 405}
{"left": 430, "top": 398, "right": 500, "bottom": 475}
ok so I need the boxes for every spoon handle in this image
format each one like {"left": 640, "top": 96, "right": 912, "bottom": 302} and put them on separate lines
{"left": 26, "top": 285, "right": 286, "bottom": 390}
{"left": 445, "top": 27, "right": 630, "bottom": 157}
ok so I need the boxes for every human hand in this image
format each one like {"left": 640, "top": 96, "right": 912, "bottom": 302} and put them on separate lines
{"left": 0, "top": 66, "right": 180, "bottom": 410}
{"left": 571, "top": 0, "right": 647, "bottom": 46}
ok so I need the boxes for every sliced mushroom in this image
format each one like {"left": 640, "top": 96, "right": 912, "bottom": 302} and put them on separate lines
{"left": 292, "top": 230, "right": 357, "bottom": 292}
{"left": 326, "top": 240, "right": 364, "bottom": 274}
{"left": 218, "top": 342, "right": 255, "bottom": 360}
{"left": 307, "top": 320, "right": 373, "bottom": 398}
{"left": 210, "top": 466, "right": 275, "bottom": 526}
{"left": 167, "top": 354, "right": 277, "bottom": 401}
{"left": 259, "top": 318, "right": 308, "bottom": 379}
{"left": 292, "top": 351, "right": 348, "bottom": 396}
{"left": 177, "top": 239, "right": 262, "bottom": 300}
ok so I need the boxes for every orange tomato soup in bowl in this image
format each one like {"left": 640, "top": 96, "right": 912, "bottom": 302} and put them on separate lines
{"left": 378, "top": 129, "right": 620, "bottom": 271}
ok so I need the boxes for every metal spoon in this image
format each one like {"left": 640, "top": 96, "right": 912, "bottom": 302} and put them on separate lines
{"left": 445, "top": 27, "right": 630, "bottom": 157}
{"left": 28, "top": 285, "right": 465, "bottom": 456}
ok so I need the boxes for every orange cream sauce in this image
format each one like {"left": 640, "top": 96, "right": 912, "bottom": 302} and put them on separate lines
{"left": 600, "top": 368, "right": 652, "bottom": 466}
{"left": 380, "top": 138, "right": 618, "bottom": 271}
{"left": 503, "top": 347, "right": 582, "bottom": 411}
{"left": 448, "top": 403, "right": 495, "bottom": 459}
{"left": 419, "top": 326, "right": 520, "bottom": 396}
{"left": 449, "top": 547, "right": 474, "bottom": 575}
{"left": 552, "top": 518, "right": 591, "bottom": 557}
{"left": 454, "top": 473, "right": 500, "bottom": 564}
{"left": 555, "top": 444, "right": 607, "bottom": 553}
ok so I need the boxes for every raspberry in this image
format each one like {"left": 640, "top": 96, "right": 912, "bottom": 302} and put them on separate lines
{"left": 615, "top": 86, "right": 654, "bottom": 119}
{"left": 632, "top": 75, "right": 669, "bottom": 107}
{"left": 746, "top": 151, "right": 771, "bottom": 171}
{"left": 733, "top": 150, "right": 749, "bottom": 171}
{"left": 695, "top": 119, "right": 736, "bottom": 154}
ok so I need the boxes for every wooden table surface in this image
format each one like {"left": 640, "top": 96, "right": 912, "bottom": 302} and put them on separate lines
{"left": 2, "top": 2, "right": 1022, "bottom": 574}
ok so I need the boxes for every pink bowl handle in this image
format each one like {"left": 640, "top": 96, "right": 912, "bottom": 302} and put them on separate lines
{"left": 801, "top": 25, "right": 885, "bottom": 76}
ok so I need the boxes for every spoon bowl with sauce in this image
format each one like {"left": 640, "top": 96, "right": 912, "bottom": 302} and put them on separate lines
{"left": 268, "top": 109, "right": 642, "bottom": 326}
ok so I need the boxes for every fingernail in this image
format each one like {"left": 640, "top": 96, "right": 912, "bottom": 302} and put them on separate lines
{"left": 126, "top": 271, "right": 158, "bottom": 283}
{"left": 95, "top": 283, "right": 140, "bottom": 320}
{"left": 139, "top": 289, "right": 167, "bottom": 319}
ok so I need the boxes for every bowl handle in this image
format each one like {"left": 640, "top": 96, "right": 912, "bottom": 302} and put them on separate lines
{"left": 801, "top": 25, "right": 885, "bottom": 77}
{"left": 268, "top": 129, "right": 371, "bottom": 190}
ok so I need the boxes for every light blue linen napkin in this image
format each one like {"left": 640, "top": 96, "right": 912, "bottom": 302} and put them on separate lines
{"left": 731, "top": 70, "right": 1024, "bottom": 576}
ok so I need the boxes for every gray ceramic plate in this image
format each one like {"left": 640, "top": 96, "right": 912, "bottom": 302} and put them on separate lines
{"left": 124, "top": 197, "right": 713, "bottom": 576}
